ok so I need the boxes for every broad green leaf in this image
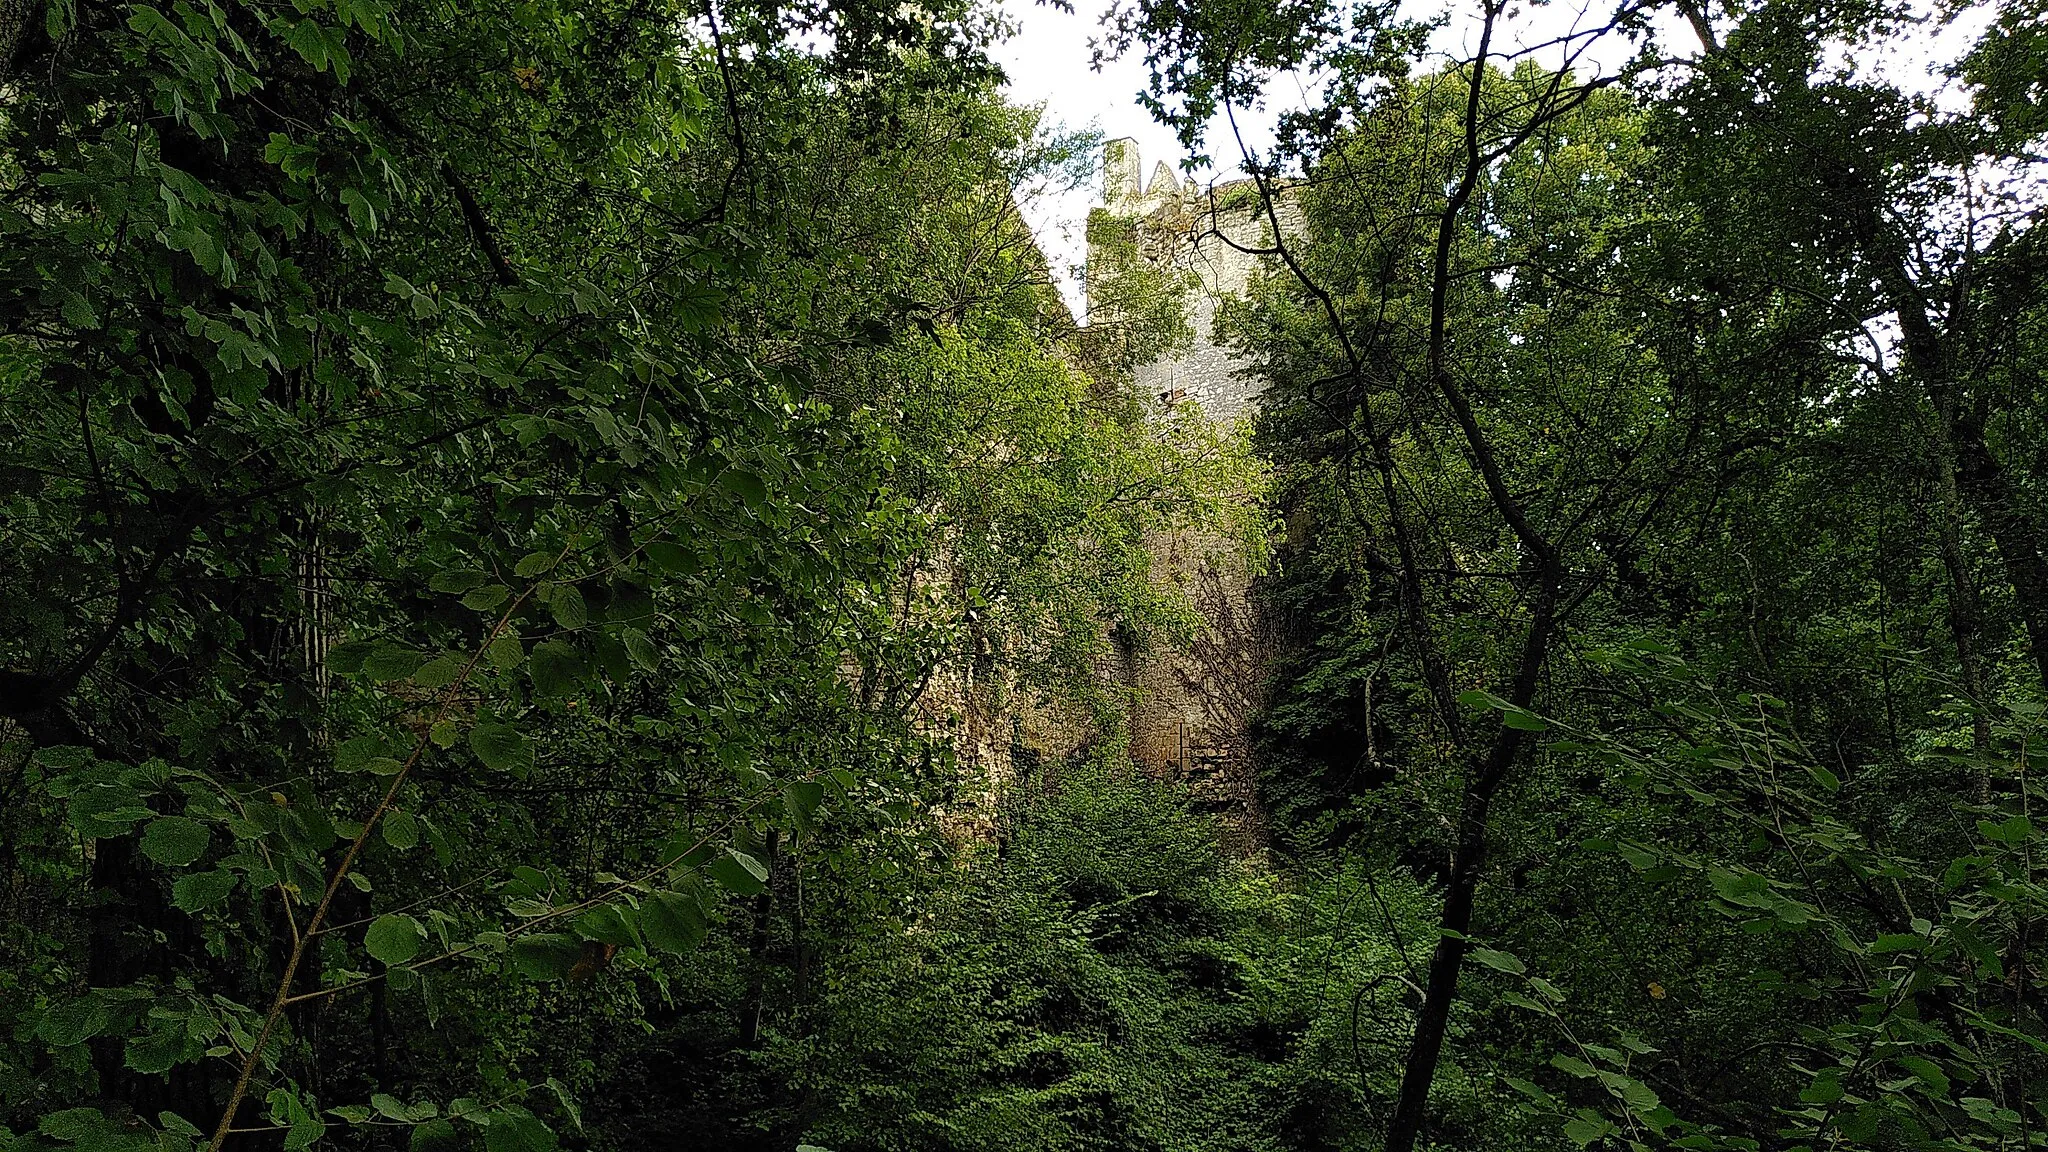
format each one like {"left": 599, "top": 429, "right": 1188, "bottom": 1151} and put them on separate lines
{"left": 336, "top": 734, "right": 388, "bottom": 772}
{"left": 37, "top": 996, "right": 113, "bottom": 1047}
{"left": 576, "top": 904, "right": 638, "bottom": 947}
{"left": 1599, "top": 1069, "right": 1661, "bottom": 1113}
{"left": 487, "top": 634, "right": 526, "bottom": 670}
{"left": 1456, "top": 689, "right": 1502, "bottom": 711}
{"left": 1563, "top": 1116, "right": 1610, "bottom": 1147}
{"left": 529, "top": 640, "right": 585, "bottom": 697}
{"left": 719, "top": 468, "right": 767, "bottom": 507}
{"left": 469, "top": 722, "right": 534, "bottom": 773}
{"left": 785, "top": 780, "right": 824, "bottom": 832}
{"left": 1504, "top": 1077, "right": 1552, "bottom": 1103}
{"left": 269, "top": 1086, "right": 327, "bottom": 1152}
{"left": 1552, "top": 1054, "right": 1598, "bottom": 1078}
{"left": 1979, "top": 815, "right": 2033, "bottom": 844}
{"left": 39, "top": 1108, "right": 110, "bottom": 1141}
{"left": 607, "top": 580, "right": 656, "bottom": 622}
{"left": 381, "top": 809, "right": 419, "bottom": 850}
{"left": 545, "top": 584, "right": 588, "bottom": 630}
{"left": 365, "top": 913, "right": 426, "bottom": 965}
{"left": 1800, "top": 1069, "right": 1845, "bottom": 1105}
{"left": 430, "top": 568, "right": 487, "bottom": 594}
{"left": 622, "top": 627, "right": 660, "bottom": 670}
{"left": 363, "top": 643, "right": 423, "bottom": 682}
{"left": 540, "top": 1077, "right": 583, "bottom": 1133}
{"left": 1469, "top": 946, "right": 1525, "bottom": 975}
{"left": 140, "top": 816, "right": 210, "bottom": 868}
{"left": 328, "top": 640, "right": 376, "bottom": 675}
{"left": 34, "top": 745, "right": 94, "bottom": 770}
{"left": 1454, "top": 688, "right": 1546, "bottom": 729}
{"left": 482, "top": 1107, "right": 557, "bottom": 1152}
{"left": 264, "top": 133, "right": 321, "bottom": 180}
{"left": 509, "top": 933, "right": 583, "bottom": 980}
{"left": 1616, "top": 842, "right": 1658, "bottom": 870}
{"left": 708, "top": 849, "right": 769, "bottom": 896}
{"left": 171, "top": 870, "right": 237, "bottom": 912}
{"left": 411, "top": 1120, "right": 459, "bottom": 1152}
{"left": 68, "top": 784, "right": 154, "bottom": 838}
{"left": 645, "top": 540, "right": 698, "bottom": 573}
{"left": 640, "top": 890, "right": 707, "bottom": 954}
{"left": 287, "top": 18, "right": 331, "bottom": 70}
{"left": 288, "top": 1106, "right": 327, "bottom": 1139}
{"left": 412, "top": 655, "right": 465, "bottom": 689}
{"left": 125, "top": 1025, "right": 196, "bottom": 1074}
{"left": 1708, "top": 869, "right": 1772, "bottom": 908}
{"left": 464, "top": 584, "right": 512, "bottom": 612}
{"left": 1897, "top": 1055, "right": 1951, "bottom": 1098}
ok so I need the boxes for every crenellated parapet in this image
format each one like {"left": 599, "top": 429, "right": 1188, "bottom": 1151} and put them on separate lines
{"left": 1087, "top": 138, "right": 1300, "bottom": 425}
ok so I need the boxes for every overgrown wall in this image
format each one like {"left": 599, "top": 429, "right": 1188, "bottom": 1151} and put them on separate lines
{"left": 1090, "top": 139, "right": 1292, "bottom": 845}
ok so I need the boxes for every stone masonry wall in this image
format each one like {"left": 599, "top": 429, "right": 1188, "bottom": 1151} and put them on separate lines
{"left": 1100, "top": 138, "right": 1298, "bottom": 424}
{"left": 1091, "top": 138, "right": 1289, "bottom": 846}
{"left": 915, "top": 142, "right": 1287, "bottom": 848}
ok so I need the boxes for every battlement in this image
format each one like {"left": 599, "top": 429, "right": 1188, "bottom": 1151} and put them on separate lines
{"left": 1104, "top": 138, "right": 1187, "bottom": 212}
{"left": 1086, "top": 138, "right": 1294, "bottom": 424}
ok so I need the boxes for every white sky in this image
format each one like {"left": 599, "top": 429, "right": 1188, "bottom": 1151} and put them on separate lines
{"left": 990, "top": 0, "right": 1674, "bottom": 314}
{"left": 990, "top": 0, "right": 1219, "bottom": 315}
{"left": 991, "top": 0, "right": 1985, "bottom": 316}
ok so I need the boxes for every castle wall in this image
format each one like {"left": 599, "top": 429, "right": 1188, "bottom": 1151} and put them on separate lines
{"left": 1091, "top": 139, "right": 1288, "bottom": 845}
{"left": 916, "top": 140, "right": 1289, "bottom": 849}
{"left": 1100, "top": 139, "right": 1299, "bottom": 426}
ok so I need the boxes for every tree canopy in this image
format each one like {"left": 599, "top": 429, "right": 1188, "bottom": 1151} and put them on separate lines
{"left": 4, "top": 0, "right": 2047, "bottom": 1148}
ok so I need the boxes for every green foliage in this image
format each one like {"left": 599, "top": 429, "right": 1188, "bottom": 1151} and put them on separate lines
{"left": 6, "top": 0, "right": 2046, "bottom": 1143}
{"left": 1104, "top": 0, "right": 2048, "bottom": 1142}
{"left": 0, "top": 0, "right": 1248, "bottom": 1144}
{"left": 768, "top": 768, "right": 1434, "bottom": 1152}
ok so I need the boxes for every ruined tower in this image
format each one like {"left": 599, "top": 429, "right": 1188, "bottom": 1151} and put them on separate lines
{"left": 1088, "top": 139, "right": 1296, "bottom": 842}
{"left": 1093, "top": 138, "right": 1294, "bottom": 421}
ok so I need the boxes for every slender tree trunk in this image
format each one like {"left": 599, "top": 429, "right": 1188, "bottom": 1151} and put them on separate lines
{"left": 1385, "top": 10, "right": 1571, "bottom": 1146}
{"left": 1383, "top": 592, "right": 1555, "bottom": 1152}
{"left": 1219, "top": 16, "right": 1597, "bottom": 1147}
{"left": 1925, "top": 447, "right": 1995, "bottom": 755}
{"left": 738, "top": 829, "right": 781, "bottom": 1047}
{"left": 1951, "top": 423, "right": 2048, "bottom": 696}
{"left": 1866, "top": 224, "right": 2048, "bottom": 698}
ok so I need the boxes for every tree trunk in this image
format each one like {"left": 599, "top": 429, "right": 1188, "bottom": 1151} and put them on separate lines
{"left": 738, "top": 829, "right": 781, "bottom": 1048}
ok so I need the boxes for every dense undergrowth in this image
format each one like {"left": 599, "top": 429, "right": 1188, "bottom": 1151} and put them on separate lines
{"left": 5, "top": 0, "right": 2048, "bottom": 1147}
{"left": 595, "top": 768, "right": 1438, "bottom": 1152}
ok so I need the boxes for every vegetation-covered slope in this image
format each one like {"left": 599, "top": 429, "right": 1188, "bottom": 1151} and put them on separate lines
{"left": 4, "top": 0, "right": 2047, "bottom": 1148}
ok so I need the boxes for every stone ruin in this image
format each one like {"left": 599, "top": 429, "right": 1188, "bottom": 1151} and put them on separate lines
{"left": 1088, "top": 138, "right": 1292, "bottom": 846}
{"left": 921, "top": 138, "right": 1291, "bottom": 850}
